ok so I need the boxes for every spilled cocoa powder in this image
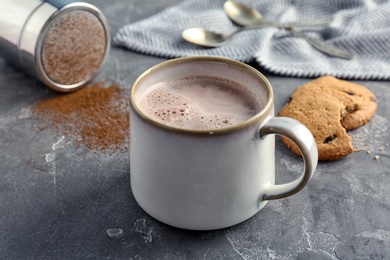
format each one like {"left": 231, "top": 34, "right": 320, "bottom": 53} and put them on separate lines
{"left": 32, "top": 82, "right": 130, "bottom": 153}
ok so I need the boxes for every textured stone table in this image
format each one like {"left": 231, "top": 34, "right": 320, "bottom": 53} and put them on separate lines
{"left": 1, "top": 0, "right": 390, "bottom": 259}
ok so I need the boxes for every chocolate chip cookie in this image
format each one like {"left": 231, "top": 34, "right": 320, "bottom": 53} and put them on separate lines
{"left": 278, "top": 76, "right": 377, "bottom": 160}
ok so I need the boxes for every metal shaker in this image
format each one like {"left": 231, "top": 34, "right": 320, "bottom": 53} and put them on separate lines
{"left": 0, "top": 0, "right": 110, "bottom": 92}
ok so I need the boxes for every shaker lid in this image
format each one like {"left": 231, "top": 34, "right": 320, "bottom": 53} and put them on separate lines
{"left": 40, "top": 7, "right": 108, "bottom": 87}
{"left": 20, "top": 1, "right": 111, "bottom": 92}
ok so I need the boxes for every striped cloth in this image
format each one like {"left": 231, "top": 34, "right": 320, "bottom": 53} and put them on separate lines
{"left": 113, "top": 0, "right": 390, "bottom": 80}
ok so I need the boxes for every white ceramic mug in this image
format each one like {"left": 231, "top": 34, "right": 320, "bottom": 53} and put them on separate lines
{"left": 130, "top": 56, "right": 318, "bottom": 230}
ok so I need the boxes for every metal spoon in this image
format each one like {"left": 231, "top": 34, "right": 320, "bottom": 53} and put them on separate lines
{"left": 224, "top": 0, "right": 353, "bottom": 59}
{"left": 182, "top": 24, "right": 272, "bottom": 48}
{"left": 182, "top": 18, "right": 334, "bottom": 48}
{"left": 224, "top": 1, "right": 334, "bottom": 28}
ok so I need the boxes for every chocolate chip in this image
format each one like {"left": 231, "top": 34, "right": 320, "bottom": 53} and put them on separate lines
{"left": 323, "top": 135, "right": 337, "bottom": 144}
{"left": 345, "top": 91, "right": 355, "bottom": 96}
{"left": 287, "top": 97, "right": 292, "bottom": 103}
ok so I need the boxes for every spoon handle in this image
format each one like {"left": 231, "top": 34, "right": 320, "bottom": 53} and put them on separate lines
{"left": 279, "top": 17, "right": 334, "bottom": 28}
{"left": 287, "top": 29, "right": 354, "bottom": 60}
{"left": 254, "top": 17, "right": 334, "bottom": 29}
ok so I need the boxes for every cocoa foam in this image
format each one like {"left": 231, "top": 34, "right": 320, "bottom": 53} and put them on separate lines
{"left": 138, "top": 76, "right": 263, "bottom": 130}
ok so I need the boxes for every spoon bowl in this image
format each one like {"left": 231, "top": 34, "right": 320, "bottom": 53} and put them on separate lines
{"left": 224, "top": 0, "right": 263, "bottom": 26}
{"left": 182, "top": 28, "right": 233, "bottom": 47}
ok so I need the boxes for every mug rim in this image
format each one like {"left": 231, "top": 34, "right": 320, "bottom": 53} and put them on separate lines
{"left": 131, "top": 56, "right": 274, "bottom": 135}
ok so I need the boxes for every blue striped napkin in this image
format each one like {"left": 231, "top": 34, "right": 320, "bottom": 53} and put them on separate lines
{"left": 113, "top": 0, "right": 390, "bottom": 80}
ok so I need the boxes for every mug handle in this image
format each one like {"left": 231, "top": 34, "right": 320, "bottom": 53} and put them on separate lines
{"left": 258, "top": 116, "right": 318, "bottom": 200}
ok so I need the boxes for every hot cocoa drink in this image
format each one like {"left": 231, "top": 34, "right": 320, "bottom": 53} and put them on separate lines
{"left": 138, "top": 75, "right": 262, "bottom": 130}
{"left": 131, "top": 57, "right": 318, "bottom": 230}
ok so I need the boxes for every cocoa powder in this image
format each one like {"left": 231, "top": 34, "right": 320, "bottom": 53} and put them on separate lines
{"left": 32, "top": 82, "right": 130, "bottom": 153}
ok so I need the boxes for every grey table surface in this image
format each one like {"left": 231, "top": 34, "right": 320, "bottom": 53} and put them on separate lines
{"left": 1, "top": 0, "right": 390, "bottom": 259}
